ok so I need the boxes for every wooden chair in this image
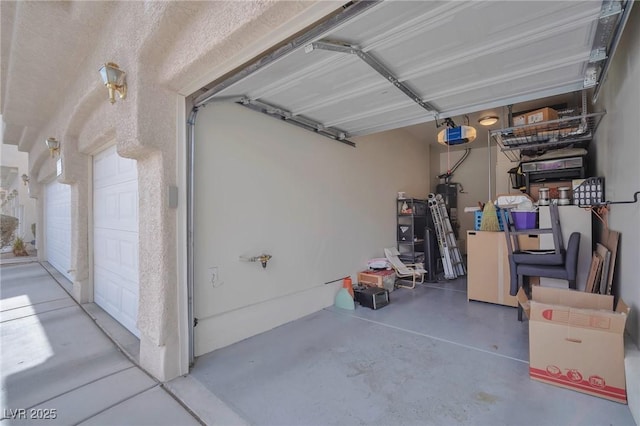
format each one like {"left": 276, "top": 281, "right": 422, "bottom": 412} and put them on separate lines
{"left": 384, "top": 247, "right": 426, "bottom": 289}
{"left": 501, "top": 203, "right": 581, "bottom": 320}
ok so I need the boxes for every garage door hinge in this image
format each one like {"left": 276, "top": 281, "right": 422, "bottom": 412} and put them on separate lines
{"left": 194, "top": 318, "right": 199, "bottom": 328}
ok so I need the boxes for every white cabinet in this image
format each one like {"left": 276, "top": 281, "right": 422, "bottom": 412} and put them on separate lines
{"left": 538, "top": 205, "right": 592, "bottom": 291}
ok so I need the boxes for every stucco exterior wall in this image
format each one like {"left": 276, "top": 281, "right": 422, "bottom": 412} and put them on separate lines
{"left": 12, "top": 1, "right": 344, "bottom": 381}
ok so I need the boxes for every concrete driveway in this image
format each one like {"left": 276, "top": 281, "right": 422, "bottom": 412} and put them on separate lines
{"left": 0, "top": 262, "right": 201, "bottom": 425}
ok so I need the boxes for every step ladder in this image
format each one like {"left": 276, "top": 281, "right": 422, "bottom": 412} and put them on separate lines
{"left": 427, "top": 193, "right": 466, "bottom": 279}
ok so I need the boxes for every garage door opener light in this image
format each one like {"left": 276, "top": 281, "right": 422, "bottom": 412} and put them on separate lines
{"left": 436, "top": 117, "right": 477, "bottom": 146}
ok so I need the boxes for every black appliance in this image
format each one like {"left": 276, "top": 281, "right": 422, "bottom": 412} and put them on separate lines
{"left": 354, "top": 287, "right": 390, "bottom": 310}
{"left": 521, "top": 155, "right": 586, "bottom": 192}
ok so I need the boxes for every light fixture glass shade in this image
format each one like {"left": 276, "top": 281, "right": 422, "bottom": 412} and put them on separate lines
{"left": 21, "top": 174, "right": 29, "bottom": 185}
{"left": 99, "top": 62, "right": 125, "bottom": 85}
{"left": 99, "top": 62, "right": 127, "bottom": 103}
{"left": 478, "top": 116, "right": 499, "bottom": 126}
{"left": 45, "top": 137, "right": 60, "bottom": 157}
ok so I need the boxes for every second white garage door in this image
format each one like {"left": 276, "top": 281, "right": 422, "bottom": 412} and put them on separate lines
{"left": 93, "top": 145, "right": 140, "bottom": 337}
{"left": 45, "top": 180, "right": 72, "bottom": 281}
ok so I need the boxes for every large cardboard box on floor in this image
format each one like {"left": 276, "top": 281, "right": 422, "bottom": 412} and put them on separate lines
{"left": 522, "top": 286, "right": 630, "bottom": 403}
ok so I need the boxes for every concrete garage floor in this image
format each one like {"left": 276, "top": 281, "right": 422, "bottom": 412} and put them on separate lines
{"left": 189, "top": 280, "right": 636, "bottom": 426}
{"left": 1, "top": 262, "right": 636, "bottom": 425}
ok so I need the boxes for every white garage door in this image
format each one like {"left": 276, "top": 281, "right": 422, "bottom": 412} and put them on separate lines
{"left": 93, "top": 145, "right": 140, "bottom": 337}
{"left": 45, "top": 180, "right": 72, "bottom": 281}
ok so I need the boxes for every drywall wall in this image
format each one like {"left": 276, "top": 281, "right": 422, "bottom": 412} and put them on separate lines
{"left": 593, "top": 6, "right": 640, "bottom": 347}
{"left": 495, "top": 149, "right": 520, "bottom": 196}
{"left": 438, "top": 145, "right": 497, "bottom": 254}
{"left": 593, "top": 8, "right": 639, "bottom": 425}
{"left": 193, "top": 102, "right": 430, "bottom": 355}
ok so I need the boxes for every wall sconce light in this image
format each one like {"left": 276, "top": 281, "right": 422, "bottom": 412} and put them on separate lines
{"left": 45, "top": 137, "right": 60, "bottom": 157}
{"left": 478, "top": 116, "right": 499, "bottom": 126}
{"left": 21, "top": 174, "right": 30, "bottom": 186}
{"left": 99, "top": 62, "right": 127, "bottom": 104}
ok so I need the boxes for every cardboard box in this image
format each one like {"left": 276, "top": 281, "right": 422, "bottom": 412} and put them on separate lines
{"left": 519, "top": 286, "right": 630, "bottom": 403}
{"left": 513, "top": 107, "right": 559, "bottom": 137}
{"left": 358, "top": 269, "right": 396, "bottom": 292}
{"left": 528, "top": 181, "right": 573, "bottom": 202}
{"left": 467, "top": 231, "right": 539, "bottom": 307}
{"left": 513, "top": 107, "right": 559, "bottom": 126}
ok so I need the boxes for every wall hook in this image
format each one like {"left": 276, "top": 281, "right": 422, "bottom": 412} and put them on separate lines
{"left": 258, "top": 254, "right": 272, "bottom": 268}
{"left": 606, "top": 191, "right": 640, "bottom": 205}
{"left": 239, "top": 254, "right": 273, "bottom": 268}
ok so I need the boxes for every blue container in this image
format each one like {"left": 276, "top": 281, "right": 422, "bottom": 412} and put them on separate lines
{"left": 474, "top": 208, "right": 504, "bottom": 231}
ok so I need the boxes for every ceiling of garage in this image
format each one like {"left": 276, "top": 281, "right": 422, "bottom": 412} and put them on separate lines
{"left": 198, "top": 0, "right": 630, "bottom": 143}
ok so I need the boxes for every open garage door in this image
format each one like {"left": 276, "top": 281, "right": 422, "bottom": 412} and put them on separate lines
{"left": 93, "top": 145, "right": 140, "bottom": 337}
{"left": 187, "top": 0, "right": 632, "bottom": 361}
{"left": 45, "top": 180, "right": 72, "bottom": 281}
{"left": 197, "top": 1, "right": 629, "bottom": 140}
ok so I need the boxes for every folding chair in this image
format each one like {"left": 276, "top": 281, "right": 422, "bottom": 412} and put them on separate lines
{"left": 384, "top": 247, "right": 426, "bottom": 289}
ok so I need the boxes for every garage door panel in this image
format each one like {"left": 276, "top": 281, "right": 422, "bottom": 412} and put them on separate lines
{"left": 209, "top": 1, "right": 613, "bottom": 138}
{"left": 93, "top": 145, "right": 139, "bottom": 337}
{"left": 94, "top": 182, "right": 138, "bottom": 232}
{"left": 45, "top": 181, "right": 72, "bottom": 281}
{"left": 93, "top": 152, "right": 117, "bottom": 187}
{"left": 94, "top": 147, "right": 137, "bottom": 189}
{"left": 120, "top": 290, "right": 138, "bottom": 323}
{"left": 94, "top": 267, "right": 120, "bottom": 310}
{"left": 116, "top": 154, "right": 136, "bottom": 178}
{"left": 94, "top": 266, "right": 138, "bottom": 308}
{"left": 94, "top": 228, "right": 138, "bottom": 279}
{"left": 94, "top": 266, "right": 138, "bottom": 336}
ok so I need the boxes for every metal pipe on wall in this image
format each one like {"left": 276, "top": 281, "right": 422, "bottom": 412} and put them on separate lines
{"left": 186, "top": 106, "right": 198, "bottom": 366}
{"left": 487, "top": 130, "right": 492, "bottom": 202}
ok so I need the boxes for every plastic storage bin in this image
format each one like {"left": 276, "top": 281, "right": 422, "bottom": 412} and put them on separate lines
{"left": 512, "top": 211, "right": 537, "bottom": 230}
